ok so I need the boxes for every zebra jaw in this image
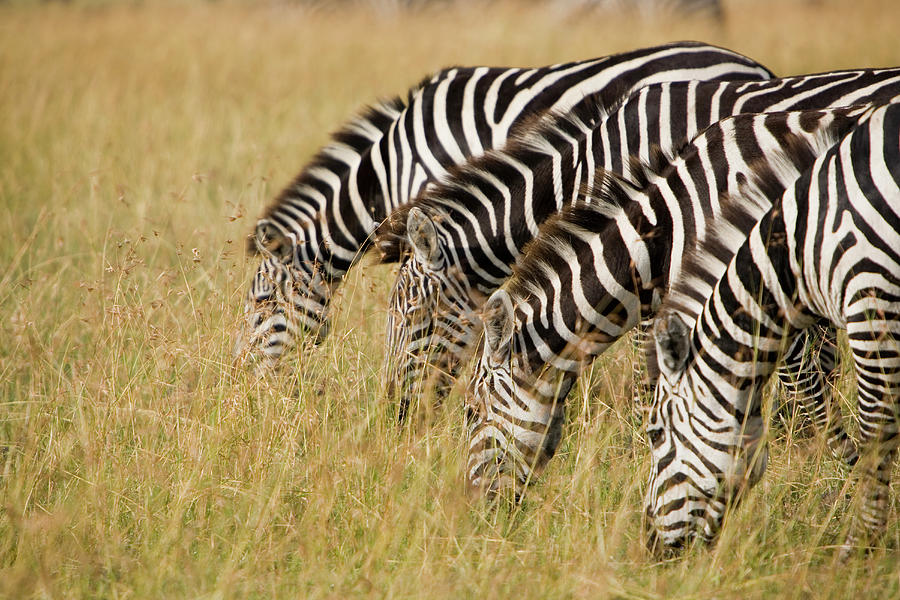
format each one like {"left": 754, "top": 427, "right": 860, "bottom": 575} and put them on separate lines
{"left": 466, "top": 443, "right": 528, "bottom": 502}
{"left": 646, "top": 361, "right": 770, "bottom": 552}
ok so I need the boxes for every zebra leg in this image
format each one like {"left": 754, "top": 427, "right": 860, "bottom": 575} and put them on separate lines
{"left": 776, "top": 325, "right": 858, "bottom": 467}
{"left": 839, "top": 447, "right": 895, "bottom": 561}
{"left": 838, "top": 336, "right": 900, "bottom": 559}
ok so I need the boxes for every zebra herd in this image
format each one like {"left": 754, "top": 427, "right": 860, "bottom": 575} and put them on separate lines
{"left": 235, "top": 42, "right": 900, "bottom": 559}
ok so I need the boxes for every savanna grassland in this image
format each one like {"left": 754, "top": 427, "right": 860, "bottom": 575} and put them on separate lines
{"left": 3, "top": 0, "right": 900, "bottom": 597}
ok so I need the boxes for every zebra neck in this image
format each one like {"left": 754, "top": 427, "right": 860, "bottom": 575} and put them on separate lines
{"left": 262, "top": 101, "right": 405, "bottom": 281}
{"left": 510, "top": 347, "right": 579, "bottom": 409}
{"left": 689, "top": 206, "right": 808, "bottom": 413}
{"left": 296, "top": 147, "right": 388, "bottom": 282}
{"left": 511, "top": 293, "right": 638, "bottom": 387}
{"left": 507, "top": 194, "right": 672, "bottom": 378}
{"left": 432, "top": 124, "right": 594, "bottom": 292}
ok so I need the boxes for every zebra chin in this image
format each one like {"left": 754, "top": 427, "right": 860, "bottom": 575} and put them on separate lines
{"left": 466, "top": 469, "right": 525, "bottom": 504}
{"left": 645, "top": 523, "right": 717, "bottom": 558}
{"left": 644, "top": 488, "right": 733, "bottom": 556}
{"left": 466, "top": 446, "right": 530, "bottom": 502}
{"left": 645, "top": 503, "right": 723, "bottom": 557}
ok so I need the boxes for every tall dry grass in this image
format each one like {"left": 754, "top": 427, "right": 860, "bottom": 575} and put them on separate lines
{"left": 2, "top": 0, "right": 900, "bottom": 597}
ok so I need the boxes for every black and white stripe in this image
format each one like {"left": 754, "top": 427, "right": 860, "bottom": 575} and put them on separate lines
{"left": 646, "top": 102, "right": 900, "bottom": 558}
{"left": 464, "top": 105, "right": 877, "bottom": 496}
{"left": 378, "top": 68, "right": 900, "bottom": 420}
{"left": 236, "top": 42, "right": 773, "bottom": 362}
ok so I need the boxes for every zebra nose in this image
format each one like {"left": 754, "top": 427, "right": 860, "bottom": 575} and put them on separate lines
{"left": 645, "top": 527, "right": 686, "bottom": 558}
{"left": 467, "top": 472, "right": 522, "bottom": 504}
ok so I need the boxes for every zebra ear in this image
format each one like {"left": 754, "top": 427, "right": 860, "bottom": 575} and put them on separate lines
{"left": 254, "top": 220, "right": 295, "bottom": 264}
{"left": 653, "top": 313, "right": 691, "bottom": 379}
{"left": 482, "top": 290, "right": 515, "bottom": 359}
{"left": 407, "top": 208, "right": 442, "bottom": 268}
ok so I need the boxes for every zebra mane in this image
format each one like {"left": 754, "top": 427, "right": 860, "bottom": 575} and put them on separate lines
{"left": 596, "top": 134, "right": 695, "bottom": 212}
{"left": 516, "top": 143, "right": 681, "bottom": 238}
{"left": 506, "top": 198, "right": 623, "bottom": 301}
{"left": 509, "top": 91, "right": 614, "bottom": 156}
{"left": 503, "top": 161, "right": 684, "bottom": 342}
{"left": 646, "top": 123, "right": 847, "bottom": 378}
{"left": 374, "top": 94, "right": 612, "bottom": 264}
{"left": 247, "top": 89, "right": 414, "bottom": 255}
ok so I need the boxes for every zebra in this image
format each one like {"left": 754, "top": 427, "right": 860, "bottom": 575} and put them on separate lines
{"left": 645, "top": 102, "right": 900, "bottom": 558}
{"left": 235, "top": 42, "right": 773, "bottom": 363}
{"left": 464, "top": 105, "right": 877, "bottom": 497}
{"left": 378, "top": 68, "right": 900, "bottom": 421}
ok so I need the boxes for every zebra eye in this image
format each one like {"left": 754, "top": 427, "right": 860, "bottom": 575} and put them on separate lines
{"left": 647, "top": 428, "right": 664, "bottom": 447}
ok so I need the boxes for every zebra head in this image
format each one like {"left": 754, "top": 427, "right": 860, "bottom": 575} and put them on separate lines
{"left": 385, "top": 208, "right": 481, "bottom": 417}
{"left": 644, "top": 312, "right": 768, "bottom": 553}
{"left": 465, "top": 289, "right": 571, "bottom": 499}
{"left": 235, "top": 219, "right": 334, "bottom": 363}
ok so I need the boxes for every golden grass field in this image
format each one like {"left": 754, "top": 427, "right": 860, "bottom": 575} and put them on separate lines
{"left": 3, "top": 0, "right": 900, "bottom": 597}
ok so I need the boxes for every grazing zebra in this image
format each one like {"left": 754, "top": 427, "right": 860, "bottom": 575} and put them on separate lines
{"left": 465, "top": 105, "right": 876, "bottom": 496}
{"left": 378, "top": 68, "right": 900, "bottom": 420}
{"left": 645, "top": 102, "right": 900, "bottom": 558}
{"left": 236, "top": 42, "right": 772, "bottom": 363}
